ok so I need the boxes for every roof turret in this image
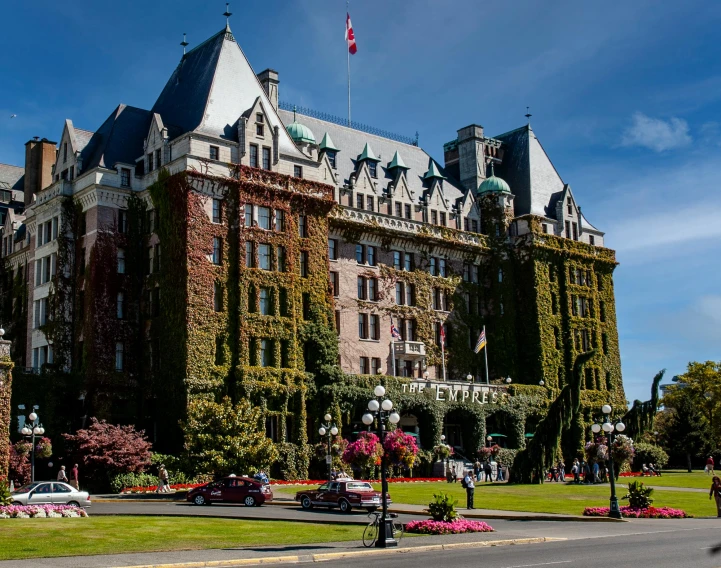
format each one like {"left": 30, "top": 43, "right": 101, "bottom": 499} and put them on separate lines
{"left": 357, "top": 142, "right": 379, "bottom": 162}
{"left": 286, "top": 108, "right": 316, "bottom": 145}
{"left": 478, "top": 163, "right": 511, "bottom": 194}
{"left": 387, "top": 150, "right": 409, "bottom": 170}
{"left": 423, "top": 158, "right": 447, "bottom": 180}
{"left": 319, "top": 132, "right": 339, "bottom": 152}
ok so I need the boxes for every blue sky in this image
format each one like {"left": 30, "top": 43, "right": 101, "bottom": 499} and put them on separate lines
{"left": 1, "top": 0, "right": 719, "bottom": 404}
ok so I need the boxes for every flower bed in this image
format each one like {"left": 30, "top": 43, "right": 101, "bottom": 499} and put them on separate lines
{"left": 0, "top": 505, "right": 89, "bottom": 519}
{"left": 405, "top": 519, "right": 494, "bottom": 535}
{"left": 583, "top": 506, "right": 691, "bottom": 518}
{"left": 120, "top": 483, "right": 204, "bottom": 494}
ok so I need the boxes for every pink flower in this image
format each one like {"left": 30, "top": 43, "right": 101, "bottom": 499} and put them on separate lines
{"left": 406, "top": 519, "right": 494, "bottom": 535}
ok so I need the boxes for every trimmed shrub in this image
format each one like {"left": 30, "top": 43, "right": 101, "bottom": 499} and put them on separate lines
{"left": 632, "top": 442, "right": 668, "bottom": 471}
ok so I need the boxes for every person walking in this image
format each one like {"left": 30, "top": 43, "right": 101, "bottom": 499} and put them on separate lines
{"left": 57, "top": 465, "right": 68, "bottom": 483}
{"left": 558, "top": 460, "right": 566, "bottom": 482}
{"left": 706, "top": 456, "right": 715, "bottom": 475}
{"left": 474, "top": 459, "right": 482, "bottom": 482}
{"left": 710, "top": 476, "right": 721, "bottom": 517}
{"left": 571, "top": 459, "right": 580, "bottom": 483}
{"left": 70, "top": 464, "right": 80, "bottom": 490}
{"left": 484, "top": 460, "right": 493, "bottom": 482}
{"left": 156, "top": 464, "right": 169, "bottom": 493}
{"left": 592, "top": 460, "right": 601, "bottom": 484}
{"left": 463, "top": 469, "right": 475, "bottom": 509}
{"left": 496, "top": 461, "right": 504, "bottom": 482}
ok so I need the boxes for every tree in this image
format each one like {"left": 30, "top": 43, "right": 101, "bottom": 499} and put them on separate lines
{"left": 182, "top": 397, "right": 277, "bottom": 477}
{"left": 63, "top": 418, "right": 152, "bottom": 485}
{"left": 622, "top": 370, "right": 665, "bottom": 440}
{"left": 655, "top": 400, "right": 708, "bottom": 472}
{"left": 8, "top": 443, "right": 30, "bottom": 486}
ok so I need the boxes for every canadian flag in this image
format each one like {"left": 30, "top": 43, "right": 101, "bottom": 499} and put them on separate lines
{"left": 345, "top": 13, "right": 357, "bottom": 54}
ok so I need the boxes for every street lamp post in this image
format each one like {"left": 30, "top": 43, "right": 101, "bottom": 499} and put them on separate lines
{"left": 19, "top": 406, "right": 45, "bottom": 483}
{"left": 362, "top": 385, "right": 400, "bottom": 548}
{"left": 318, "top": 413, "right": 339, "bottom": 483}
{"left": 486, "top": 435, "right": 492, "bottom": 447}
{"left": 591, "top": 404, "right": 625, "bottom": 519}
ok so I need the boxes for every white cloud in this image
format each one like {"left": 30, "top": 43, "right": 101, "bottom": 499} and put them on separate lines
{"left": 620, "top": 112, "right": 691, "bottom": 151}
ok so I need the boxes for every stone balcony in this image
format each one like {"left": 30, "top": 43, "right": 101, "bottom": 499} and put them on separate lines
{"left": 393, "top": 340, "right": 426, "bottom": 359}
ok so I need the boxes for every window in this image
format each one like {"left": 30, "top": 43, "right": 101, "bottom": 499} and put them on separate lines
{"left": 404, "top": 253, "right": 414, "bottom": 272}
{"left": 117, "top": 248, "right": 125, "bottom": 273}
{"left": 463, "top": 264, "right": 470, "bottom": 282}
{"left": 368, "top": 277, "right": 378, "bottom": 301}
{"left": 439, "top": 259, "right": 447, "bottom": 277}
{"left": 600, "top": 301, "right": 606, "bottom": 322}
{"left": 396, "top": 282, "right": 405, "bottom": 305}
{"left": 440, "top": 211, "right": 447, "bottom": 225}
{"left": 249, "top": 144, "right": 259, "bottom": 168}
{"left": 335, "top": 310, "right": 341, "bottom": 333}
{"left": 572, "top": 222, "right": 578, "bottom": 241}
{"left": 120, "top": 168, "right": 131, "bottom": 187}
{"left": 245, "top": 241, "right": 254, "bottom": 267}
{"left": 117, "top": 292, "right": 124, "bottom": 319}
{"left": 276, "top": 246, "right": 286, "bottom": 271}
{"left": 279, "top": 288, "right": 289, "bottom": 316}
{"left": 259, "top": 244, "right": 271, "bottom": 270}
{"left": 260, "top": 287, "right": 271, "bottom": 315}
{"left": 214, "top": 281, "right": 224, "bottom": 312}
{"left": 430, "top": 257, "right": 437, "bottom": 276}
{"left": 464, "top": 218, "right": 470, "bottom": 231}
{"left": 260, "top": 339, "right": 273, "bottom": 367}
{"left": 298, "top": 214, "right": 307, "bottom": 238}
{"left": 118, "top": 210, "right": 128, "bottom": 233}
{"left": 367, "top": 245, "right": 376, "bottom": 266}
{"left": 407, "top": 283, "right": 416, "bottom": 306}
{"left": 366, "top": 196, "right": 374, "bottom": 212}
{"left": 395, "top": 202, "right": 402, "bottom": 217}
{"left": 602, "top": 333, "right": 608, "bottom": 354}
{"left": 404, "top": 204, "right": 412, "bottom": 219}
{"left": 327, "top": 151, "right": 337, "bottom": 168}
{"left": 294, "top": 165, "right": 303, "bottom": 178}
{"left": 155, "top": 149, "right": 161, "bottom": 169}
{"left": 275, "top": 209, "right": 285, "bottom": 232}
{"left": 212, "top": 199, "right": 222, "bottom": 223}
{"left": 356, "top": 193, "right": 364, "bottom": 209}
{"left": 214, "top": 336, "right": 224, "bottom": 366}
{"left": 299, "top": 251, "right": 308, "bottom": 277}
{"left": 330, "top": 272, "right": 340, "bottom": 297}
{"left": 244, "top": 204, "right": 254, "bottom": 227}
{"left": 357, "top": 276, "right": 367, "bottom": 300}
{"left": 370, "top": 314, "right": 380, "bottom": 340}
{"left": 358, "top": 314, "right": 368, "bottom": 339}
{"left": 542, "top": 223, "right": 548, "bottom": 234}
{"left": 360, "top": 357, "right": 369, "bottom": 375}
{"left": 571, "top": 295, "right": 578, "bottom": 316}
{"left": 471, "top": 219, "right": 478, "bottom": 233}
{"left": 212, "top": 237, "right": 222, "bottom": 265}
{"left": 371, "top": 357, "right": 381, "bottom": 375}
{"left": 256, "top": 206, "right": 270, "bottom": 230}
{"left": 115, "top": 343, "right": 124, "bottom": 371}
{"left": 431, "top": 210, "right": 438, "bottom": 225}
{"left": 565, "top": 220, "right": 571, "bottom": 238}
{"left": 210, "top": 145, "right": 219, "bottom": 160}
{"left": 567, "top": 200, "right": 572, "bottom": 215}
{"left": 407, "top": 319, "right": 417, "bottom": 341}
{"left": 248, "top": 285, "right": 257, "bottom": 313}
{"left": 80, "top": 213, "right": 87, "bottom": 235}
{"left": 328, "top": 239, "right": 338, "bottom": 260}
{"left": 356, "top": 244, "right": 365, "bottom": 264}
{"left": 256, "top": 123, "right": 264, "bottom": 137}
{"left": 147, "top": 152, "right": 154, "bottom": 172}
{"left": 368, "top": 161, "right": 377, "bottom": 178}
{"left": 262, "top": 147, "right": 271, "bottom": 170}
{"left": 589, "top": 235, "right": 595, "bottom": 245}
{"left": 393, "top": 251, "right": 401, "bottom": 270}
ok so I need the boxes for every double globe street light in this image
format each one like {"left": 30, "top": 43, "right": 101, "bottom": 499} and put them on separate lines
{"left": 319, "top": 413, "right": 339, "bottom": 483}
{"left": 361, "top": 385, "right": 400, "bottom": 548}
{"left": 591, "top": 404, "right": 626, "bottom": 519}
{"left": 20, "top": 408, "right": 45, "bottom": 483}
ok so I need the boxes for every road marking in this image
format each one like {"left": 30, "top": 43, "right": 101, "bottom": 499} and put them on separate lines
{"left": 506, "top": 562, "right": 572, "bottom": 568}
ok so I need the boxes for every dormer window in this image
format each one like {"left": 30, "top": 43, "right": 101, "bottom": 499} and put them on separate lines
{"left": 256, "top": 114, "right": 264, "bottom": 137}
{"left": 567, "top": 200, "right": 572, "bottom": 215}
{"left": 327, "top": 151, "right": 337, "bottom": 169}
{"left": 210, "top": 146, "right": 219, "bottom": 160}
{"left": 368, "top": 162, "right": 377, "bottom": 178}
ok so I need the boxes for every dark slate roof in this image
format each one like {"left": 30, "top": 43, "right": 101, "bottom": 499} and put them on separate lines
{"left": 277, "top": 109, "right": 466, "bottom": 205}
{"left": 0, "top": 163, "right": 24, "bottom": 191}
{"left": 79, "top": 104, "right": 151, "bottom": 170}
{"left": 152, "top": 26, "right": 304, "bottom": 158}
{"left": 494, "top": 125, "right": 565, "bottom": 219}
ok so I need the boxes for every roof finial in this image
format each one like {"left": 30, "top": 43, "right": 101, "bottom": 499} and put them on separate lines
{"left": 180, "top": 33, "right": 188, "bottom": 55}
{"left": 525, "top": 106, "right": 532, "bottom": 126}
{"left": 293, "top": 105, "right": 297, "bottom": 122}
{"left": 488, "top": 161, "right": 495, "bottom": 177}
{"left": 223, "top": 2, "right": 232, "bottom": 29}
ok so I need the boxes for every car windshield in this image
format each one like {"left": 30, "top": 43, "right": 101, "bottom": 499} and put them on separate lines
{"left": 346, "top": 482, "right": 374, "bottom": 491}
{"left": 12, "top": 482, "right": 41, "bottom": 494}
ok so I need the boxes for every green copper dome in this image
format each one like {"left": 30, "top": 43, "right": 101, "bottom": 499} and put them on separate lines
{"left": 286, "top": 121, "right": 316, "bottom": 145}
{"left": 478, "top": 164, "right": 511, "bottom": 194}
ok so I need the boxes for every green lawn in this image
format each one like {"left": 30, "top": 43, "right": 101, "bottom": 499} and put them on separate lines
{"left": 282, "top": 480, "right": 716, "bottom": 518}
{"left": 0, "top": 516, "right": 363, "bottom": 561}
{"left": 626, "top": 470, "right": 714, "bottom": 490}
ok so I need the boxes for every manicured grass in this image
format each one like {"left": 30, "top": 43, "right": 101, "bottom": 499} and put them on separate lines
{"left": 281, "top": 480, "right": 716, "bottom": 518}
{"left": 626, "top": 470, "right": 714, "bottom": 490}
{"left": 0, "top": 516, "right": 363, "bottom": 561}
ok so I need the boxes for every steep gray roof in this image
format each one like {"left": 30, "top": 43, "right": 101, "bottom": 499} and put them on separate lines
{"left": 277, "top": 109, "right": 465, "bottom": 204}
{"left": 0, "top": 163, "right": 24, "bottom": 191}
{"left": 152, "top": 27, "right": 305, "bottom": 159}
{"left": 494, "top": 125, "right": 565, "bottom": 219}
{"left": 74, "top": 128, "right": 95, "bottom": 153}
{"left": 79, "top": 104, "right": 151, "bottom": 170}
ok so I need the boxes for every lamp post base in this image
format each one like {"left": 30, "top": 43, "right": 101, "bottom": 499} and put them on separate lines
{"left": 609, "top": 496, "right": 622, "bottom": 519}
{"left": 375, "top": 518, "right": 398, "bottom": 548}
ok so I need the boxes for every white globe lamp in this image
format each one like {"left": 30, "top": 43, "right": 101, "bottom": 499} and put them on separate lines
{"left": 374, "top": 385, "right": 386, "bottom": 397}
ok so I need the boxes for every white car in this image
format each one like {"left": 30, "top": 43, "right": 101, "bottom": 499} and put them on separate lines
{"left": 10, "top": 481, "right": 91, "bottom": 507}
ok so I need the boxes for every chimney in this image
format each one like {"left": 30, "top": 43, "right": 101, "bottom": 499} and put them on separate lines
{"left": 456, "top": 124, "right": 486, "bottom": 192}
{"left": 23, "top": 138, "right": 57, "bottom": 206}
{"left": 257, "top": 69, "right": 279, "bottom": 112}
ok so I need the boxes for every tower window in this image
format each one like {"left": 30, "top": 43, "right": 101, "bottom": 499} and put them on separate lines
{"left": 210, "top": 146, "right": 219, "bottom": 160}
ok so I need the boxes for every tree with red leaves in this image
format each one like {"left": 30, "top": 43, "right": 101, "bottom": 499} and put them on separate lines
{"left": 63, "top": 418, "right": 152, "bottom": 487}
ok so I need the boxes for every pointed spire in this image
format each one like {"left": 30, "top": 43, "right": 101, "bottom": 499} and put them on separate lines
{"left": 357, "top": 142, "right": 379, "bottom": 162}
{"left": 223, "top": 2, "right": 233, "bottom": 29}
{"left": 387, "top": 150, "right": 409, "bottom": 170}
{"left": 319, "top": 133, "right": 339, "bottom": 152}
{"left": 424, "top": 158, "right": 446, "bottom": 180}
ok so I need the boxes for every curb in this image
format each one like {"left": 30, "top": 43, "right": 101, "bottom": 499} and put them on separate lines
{"left": 113, "top": 536, "right": 564, "bottom": 568}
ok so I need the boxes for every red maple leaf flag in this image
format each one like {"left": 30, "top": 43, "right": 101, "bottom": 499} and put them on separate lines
{"left": 345, "top": 13, "right": 357, "bottom": 54}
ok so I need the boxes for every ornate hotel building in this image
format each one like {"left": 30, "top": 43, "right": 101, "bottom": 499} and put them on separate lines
{"left": 0, "top": 22, "right": 624, "bottom": 457}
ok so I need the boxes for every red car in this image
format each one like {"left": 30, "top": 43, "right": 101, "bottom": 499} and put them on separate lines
{"left": 295, "top": 480, "right": 390, "bottom": 513}
{"left": 187, "top": 477, "right": 272, "bottom": 507}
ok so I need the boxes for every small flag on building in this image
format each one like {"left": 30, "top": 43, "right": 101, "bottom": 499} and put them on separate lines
{"left": 474, "top": 329, "right": 487, "bottom": 353}
{"left": 440, "top": 323, "right": 446, "bottom": 347}
{"left": 345, "top": 13, "right": 357, "bottom": 54}
{"left": 390, "top": 318, "right": 402, "bottom": 340}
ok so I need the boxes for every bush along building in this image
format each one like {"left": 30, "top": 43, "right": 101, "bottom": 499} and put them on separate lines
{"left": 0, "top": 21, "right": 625, "bottom": 475}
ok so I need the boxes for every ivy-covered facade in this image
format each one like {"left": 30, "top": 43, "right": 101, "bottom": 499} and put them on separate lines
{"left": 0, "top": 22, "right": 625, "bottom": 474}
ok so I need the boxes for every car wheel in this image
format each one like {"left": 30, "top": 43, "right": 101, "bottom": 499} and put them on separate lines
{"left": 244, "top": 496, "right": 256, "bottom": 507}
{"left": 339, "top": 499, "right": 351, "bottom": 513}
{"left": 193, "top": 495, "right": 206, "bottom": 506}
{"left": 11, "top": 501, "right": 22, "bottom": 506}
{"left": 300, "top": 496, "right": 313, "bottom": 510}
{"left": 67, "top": 501, "right": 80, "bottom": 507}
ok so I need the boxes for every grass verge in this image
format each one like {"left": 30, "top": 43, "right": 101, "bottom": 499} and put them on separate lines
{"left": 0, "top": 516, "right": 363, "bottom": 561}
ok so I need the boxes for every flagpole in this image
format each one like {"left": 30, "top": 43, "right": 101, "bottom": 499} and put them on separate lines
{"left": 483, "top": 325, "right": 490, "bottom": 385}
{"left": 441, "top": 326, "right": 447, "bottom": 382}
{"left": 347, "top": 0, "right": 351, "bottom": 126}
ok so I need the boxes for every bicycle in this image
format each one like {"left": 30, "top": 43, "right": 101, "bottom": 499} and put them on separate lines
{"left": 362, "top": 511, "right": 404, "bottom": 547}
